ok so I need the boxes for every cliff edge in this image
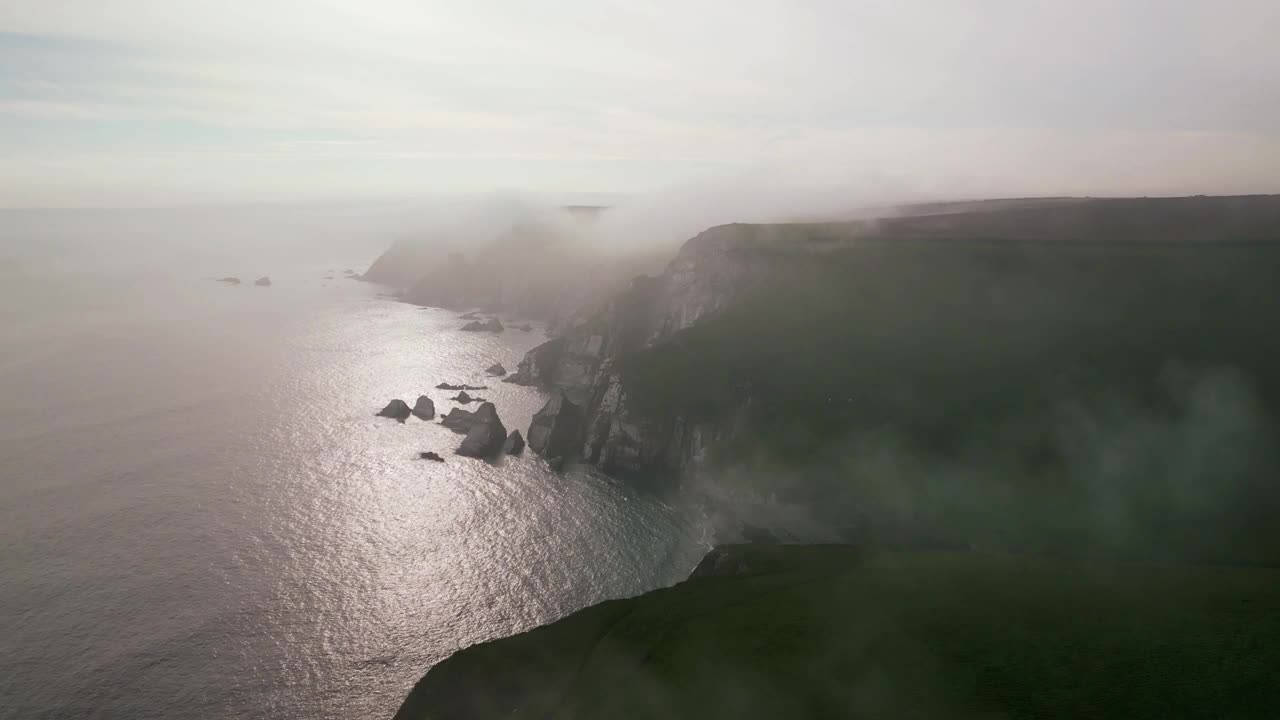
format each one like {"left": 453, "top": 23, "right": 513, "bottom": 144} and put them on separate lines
{"left": 393, "top": 545, "right": 1280, "bottom": 719}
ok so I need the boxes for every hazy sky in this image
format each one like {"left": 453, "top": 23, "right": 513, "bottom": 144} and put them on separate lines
{"left": 2, "top": 0, "right": 1279, "bottom": 206}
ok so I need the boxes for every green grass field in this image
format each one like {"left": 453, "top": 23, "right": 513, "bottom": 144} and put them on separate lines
{"left": 394, "top": 545, "right": 1280, "bottom": 719}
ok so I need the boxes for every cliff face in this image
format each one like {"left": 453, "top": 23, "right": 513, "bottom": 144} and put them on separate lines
{"left": 507, "top": 223, "right": 778, "bottom": 479}
{"left": 505, "top": 195, "right": 1280, "bottom": 487}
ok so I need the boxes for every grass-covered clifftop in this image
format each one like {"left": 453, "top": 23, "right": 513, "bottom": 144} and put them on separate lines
{"left": 618, "top": 223, "right": 1280, "bottom": 564}
{"left": 394, "top": 545, "right": 1280, "bottom": 719}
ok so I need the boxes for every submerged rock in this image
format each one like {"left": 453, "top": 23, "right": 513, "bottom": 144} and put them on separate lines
{"left": 527, "top": 393, "right": 584, "bottom": 459}
{"left": 460, "top": 318, "right": 504, "bottom": 333}
{"left": 419, "top": 451, "right": 444, "bottom": 462}
{"left": 412, "top": 395, "right": 436, "bottom": 420}
{"left": 456, "top": 403, "right": 507, "bottom": 458}
{"left": 437, "top": 383, "right": 487, "bottom": 391}
{"left": 516, "top": 323, "right": 534, "bottom": 332}
{"left": 486, "top": 363, "right": 507, "bottom": 376}
{"left": 216, "top": 277, "right": 241, "bottom": 285}
{"left": 376, "top": 399, "right": 412, "bottom": 421}
{"left": 503, "top": 430, "right": 525, "bottom": 455}
{"left": 254, "top": 276, "right": 271, "bottom": 287}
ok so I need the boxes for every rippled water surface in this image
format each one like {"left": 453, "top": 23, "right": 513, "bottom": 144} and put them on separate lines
{"left": 0, "top": 210, "right": 708, "bottom": 719}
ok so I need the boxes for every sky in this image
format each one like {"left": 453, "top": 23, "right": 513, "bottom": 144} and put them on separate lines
{"left": 1, "top": 0, "right": 1279, "bottom": 207}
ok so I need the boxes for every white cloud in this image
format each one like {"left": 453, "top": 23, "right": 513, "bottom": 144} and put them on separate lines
{"left": 1, "top": 0, "right": 1278, "bottom": 205}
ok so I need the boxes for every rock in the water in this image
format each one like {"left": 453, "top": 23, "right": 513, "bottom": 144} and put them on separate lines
{"left": 547, "top": 456, "right": 566, "bottom": 472}
{"left": 486, "top": 363, "right": 507, "bottom": 376}
{"left": 412, "top": 395, "right": 436, "bottom": 420}
{"left": 377, "top": 399, "right": 412, "bottom": 421}
{"left": 456, "top": 403, "right": 507, "bottom": 458}
{"left": 503, "top": 430, "right": 525, "bottom": 455}
{"left": 441, "top": 407, "right": 480, "bottom": 433}
{"left": 437, "top": 383, "right": 487, "bottom": 391}
{"left": 527, "top": 393, "right": 584, "bottom": 459}
{"left": 216, "top": 277, "right": 241, "bottom": 285}
{"left": 419, "top": 451, "right": 444, "bottom": 462}
{"left": 516, "top": 323, "right": 534, "bottom": 332}
{"left": 453, "top": 390, "right": 474, "bottom": 403}
{"left": 344, "top": 269, "right": 357, "bottom": 275}
{"left": 460, "top": 318, "right": 504, "bottom": 333}
{"left": 254, "top": 276, "right": 271, "bottom": 287}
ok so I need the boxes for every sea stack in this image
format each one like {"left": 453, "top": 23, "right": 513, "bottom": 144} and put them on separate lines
{"left": 456, "top": 403, "right": 507, "bottom": 458}
{"left": 503, "top": 430, "right": 525, "bottom": 455}
{"left": 412, "top": 396, "right": 436, "bottom": 420}
{"left": 376, "top": 399, "right": 412, "bottom": 422}
{"left": 527, "top": 393, "right": 583, "bottom": 459}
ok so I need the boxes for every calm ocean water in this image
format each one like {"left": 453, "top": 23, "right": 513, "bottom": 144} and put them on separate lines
{"left": 0, "top": 207, "right": 708, "bottom": 719}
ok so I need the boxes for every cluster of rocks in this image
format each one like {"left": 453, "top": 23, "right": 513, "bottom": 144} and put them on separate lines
{"left": 376, "top": 360, "right": 529, "bottom": 460}
{"left": 436, "top": 383, "right": 487, "bottom": 391}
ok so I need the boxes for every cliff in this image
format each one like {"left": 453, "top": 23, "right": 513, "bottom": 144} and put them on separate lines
{"left": 511, "top": 195, "right": 1280, "bottom": 473}
{"left": 361, "top": 205, "right": 663, "bottom": 320}
{"left": 510, "top": 195, "right": 1280, "bottom": 561}
{"left": 392, "top": 544, "right": 1280, "bottom": 719}
{"left": 505, "top": 222, "right": 782, "bottom": 477}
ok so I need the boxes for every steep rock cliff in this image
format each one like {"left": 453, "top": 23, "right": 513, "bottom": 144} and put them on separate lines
{"left": 507, "top": 223, "right": 777, "bottom": 479}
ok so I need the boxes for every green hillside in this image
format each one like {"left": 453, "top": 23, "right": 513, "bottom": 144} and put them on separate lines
{"left": 394, "top": 545, "right": 1280, "bottom": 719}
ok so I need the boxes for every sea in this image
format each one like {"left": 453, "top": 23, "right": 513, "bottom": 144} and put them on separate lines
{"left": 0, "top": 205, "right": 709, "bottom": 719}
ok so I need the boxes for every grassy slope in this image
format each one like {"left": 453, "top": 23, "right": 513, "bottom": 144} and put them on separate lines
{"left": 395, "top": 545, "right": 1280, "bottom": 719}
{"left": 620, "top": 238, "right": 1280, "bottom": 563}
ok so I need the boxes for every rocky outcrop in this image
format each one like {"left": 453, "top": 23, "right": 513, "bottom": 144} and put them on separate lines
{"left": 503, "top": 430, "right": 525, "bottom": 455}
{"left": 437, "top": 383, "right": 487, "bottom": 391}
{"left": 486, "top": 363, "right": 507, "bottom": 376}
{"left": 254, "top": 276, "right": 272, "bottom": 287}
{"left": 456, "top": 403, "right": 507, "bottom": 458}
{"left": 377, "top": 399, "right": 412, "bottom": 421}
{"left": 452, "top": 391, "right": 478, "bottom": 404}
{"left": 527, "top": 393, "right": 584, "bottom": 459}
{"left": 419, "top": 451, "right": 444, "bottom": 462}
{"left": 504, "top": 337, "right": 568, "bottom": 386}
{"left": 460, "top": 318, "right": 504, "bottom": 333}
{"left": 412, "top": 396, "right": 435, "bottom": 420}
{"left": 441, "top": 408, "right": 480, "bottom": 433}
